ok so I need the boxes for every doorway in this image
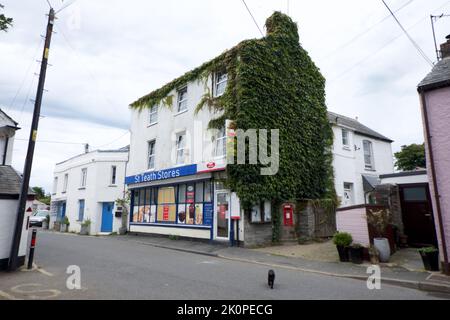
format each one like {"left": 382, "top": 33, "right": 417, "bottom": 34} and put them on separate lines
{"left": 215, "top": 191, "right": 230, "bottom": 240}
{"left": 101, "top": 202, "right": 114, "bottom": 233}
{"left": 399, "top": 184, "right": 437, "bottom": 247}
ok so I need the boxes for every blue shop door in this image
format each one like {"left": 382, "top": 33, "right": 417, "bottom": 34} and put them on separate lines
{"left": 101, "top": 202, "right": 114, "bottom": 232}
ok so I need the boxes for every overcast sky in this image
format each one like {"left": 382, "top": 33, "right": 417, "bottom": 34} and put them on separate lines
{"left": 1, "top": 0, "right": 449, "bottom": 192}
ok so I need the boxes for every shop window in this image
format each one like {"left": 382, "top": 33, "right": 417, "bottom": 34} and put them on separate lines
{"left": 204, "top": 181, "right": 212, "bottom": 203}
{"left": 157, "top": 187, "right": 176, "bottom": 223}
{"left": 250, "top": 201, "right": 272, "bottom": 223}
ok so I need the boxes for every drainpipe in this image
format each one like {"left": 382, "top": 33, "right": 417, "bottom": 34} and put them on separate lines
{"left": 420, "top": 92, "right": 449, "bottom": 275}
{"left": 2, "top": 137, "right": 8, "bottom": 165}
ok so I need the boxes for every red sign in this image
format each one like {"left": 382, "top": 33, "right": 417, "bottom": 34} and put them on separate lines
{"left": 207, "top": 162, "right": 216, "bottom": 169}
{"left": 163, "top": 205, "right": 169, "bottom": 221}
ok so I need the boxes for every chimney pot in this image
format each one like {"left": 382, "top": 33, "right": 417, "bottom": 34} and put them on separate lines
{"left": 440, "top": 34, "right": 450, "bottom": 59}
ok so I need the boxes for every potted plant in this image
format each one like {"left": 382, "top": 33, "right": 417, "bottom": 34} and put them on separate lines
{"left": 60, "top": 216, "right": 70, "bottom": 232}
{"left": 366, "top": 208, "right": 391, "bottom": 262}
{"left": 333, "top": 232, "right": 353, "bottom": 262}
{"left": 418, "top": 247, "right": 440, "bottom": 271}
{"left": 368, "top": 245, "right": 380, "bottom": 264}
{"left": 80, "top": 218, "right": 91, "bottom": 235}
{"left": 349, "top": 243, "right": 364, "bottom": 264}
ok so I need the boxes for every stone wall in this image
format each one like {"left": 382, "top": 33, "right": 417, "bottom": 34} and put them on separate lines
{"left": 243, "top": 211, "right": 272, "bottom": 247}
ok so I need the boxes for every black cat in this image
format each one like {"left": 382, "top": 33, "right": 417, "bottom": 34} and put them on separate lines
{"left": 268, "top": 270, "right": 275, "bottom": 289}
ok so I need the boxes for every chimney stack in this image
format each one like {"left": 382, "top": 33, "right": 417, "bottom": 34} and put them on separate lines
{"left": 84, "top": 143, "right": 89, "bottom": 153}
{"left": 440, "top": 34, "right": 450, "bottom": 59}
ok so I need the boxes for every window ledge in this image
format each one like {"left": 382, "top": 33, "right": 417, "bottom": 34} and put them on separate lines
{"left": 147, "top": 122, "right": 158, "bottom": 128}
{"left": 365, "top": 168, "right": 376, "bottom": 172}
{"left": 174, "top": 109, "right": 188, "bottom": 117}
{"left": 78, "top": 187, "right": 86, "bottom": 190}
{"left": 342, "top": 146, "right": 351, "bottom": 151}
{"left": 108, "top": 185, "right": 118, "bottom": 187}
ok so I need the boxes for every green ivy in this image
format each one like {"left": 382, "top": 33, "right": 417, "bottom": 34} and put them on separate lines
{"left": 130, "top": 12, "right": 336, "bottom": 241}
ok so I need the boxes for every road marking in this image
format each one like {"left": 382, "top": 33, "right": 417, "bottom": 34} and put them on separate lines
{"left": 0, "top": 290, "right": 19, "bottom": 300}
{"left": 37, "top": 267, "right": 54, "bottom": 277}
{"left": 20, "top": 263, "right": 53, "bottom": 276}
{"left": 10, "top": 283, "right": 61, "bottom": 300}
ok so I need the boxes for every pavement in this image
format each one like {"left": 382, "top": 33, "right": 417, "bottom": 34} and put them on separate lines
{"left": 1, "top": 231, "right": 449, "bottom": 299}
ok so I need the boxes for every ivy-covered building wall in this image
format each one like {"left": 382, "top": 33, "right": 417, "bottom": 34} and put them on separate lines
{"left": 129, "top": 12, "right": 335, "bottom": 246}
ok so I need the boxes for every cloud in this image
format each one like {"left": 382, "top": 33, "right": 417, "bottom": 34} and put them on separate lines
{"left": 1, "top": 0, "right": 449, "bottom": 190}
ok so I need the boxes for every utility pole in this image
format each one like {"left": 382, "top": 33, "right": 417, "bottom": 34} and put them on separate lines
{"left": 8, "top": 8, "right": 55, "bottom": 271}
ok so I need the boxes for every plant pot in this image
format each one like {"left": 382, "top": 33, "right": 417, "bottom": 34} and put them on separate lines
{"left": 80, "top": 225, "right": 90, "bottom": 235}
{"left": 374, "top": 238, "right": 391, "bottom": 262}
{"left": 336, "top": 245, "right": 350, "bottom": 262}
{"left": 60, "top": 224, "right": 67, "bottom": 233}
{"left": 420, "top": 250, "right": 440, "bottom": 271}
{"left": 54, "top": 221, "right": 61, "bottom": 231}
{"left": 349, "top": 246, "right": 364, "bottom": 264}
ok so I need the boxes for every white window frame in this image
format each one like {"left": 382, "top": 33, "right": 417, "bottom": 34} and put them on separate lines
{"left": 176, "top": 133, "right": 186, "bottom": 165}
{"left": 343, "top": 182, "right": 354, "bottom": 206}
{"left": 214, "top": 126, "right": 226, "bottom": 158}
{"left": 342, "top": 129, "right": 349, "bottom": 147}
{"left": 80, "top": 168, "right": 87, "bottom": 188}
{"left": 148, "top": 140, "right": 156, "bottom": 170}
{"left": 363, "top": 140, "right": 375, "bottom": 170}
{"left": 149, "top": 105, "right": 158, "bottom": 125}
{"left": 214, "top": 71, "right": 228, "bottom": 97}
{"left": 111, "top": 165, "right": 117, "bottom": 185}
{"left": 63, "top": 174, "right": 68, "bottom": 193}
{"left": 52, "top": 177, "right": 58, "bottom": 195}
{"left": 177, "top": 86, "right": 188, "bottom": 113}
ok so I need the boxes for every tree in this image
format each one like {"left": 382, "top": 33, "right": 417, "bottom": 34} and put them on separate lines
{"left": 32, "top": 186, "right": 51, "bottom": 205}
{"left": 0, "top": 4, "right": 13, "bottom": 32}
{"left": 394, "top": 143, "right": 426, "bottom": 171}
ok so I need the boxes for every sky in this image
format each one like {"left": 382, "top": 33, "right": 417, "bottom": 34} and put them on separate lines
{"left": 1, "top": 0, "right": 449, "bottom": 192}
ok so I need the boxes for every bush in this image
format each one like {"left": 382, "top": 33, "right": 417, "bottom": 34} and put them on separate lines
{"left": 332, "top": 232, "right": 353, "bottom": 247}
{"left": 418, "top": 246, "right": 438, "bottom": 254}
{"left": 81, "top": 219, "right": 91, "bottom": 227}
{"left": 351, "top": 243, "right": 363, "bottom": 248}
{"left": 62, "top": 216, "right": 70, "bottom": 225}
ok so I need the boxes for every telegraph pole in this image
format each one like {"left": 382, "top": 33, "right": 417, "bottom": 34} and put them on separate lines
{"left": 8, "top": 8, "right": 55, "bottom": 271}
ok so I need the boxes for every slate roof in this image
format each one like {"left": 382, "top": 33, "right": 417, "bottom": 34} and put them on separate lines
{"left": 0, "top": 108, "right": 19, "bottom": 126}
{"left": 418, "top": 57, "right": 450, "bottom": 92}
{"left": 0, "top": 166, "right": 35, "bottom": 196}
{"left": 327, "top": 111, "right": 393, "bottom": 143}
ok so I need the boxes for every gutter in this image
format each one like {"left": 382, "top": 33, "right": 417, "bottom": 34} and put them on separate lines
{"left": 420, "top": 91, "right": 449, "bottom": 275}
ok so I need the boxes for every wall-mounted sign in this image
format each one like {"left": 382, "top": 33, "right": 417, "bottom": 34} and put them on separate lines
{"left": 203, "top": 203, "right": 213, "bottom": 226}
{"left": 125, "top": 164, "right": 197, "bottom": 185}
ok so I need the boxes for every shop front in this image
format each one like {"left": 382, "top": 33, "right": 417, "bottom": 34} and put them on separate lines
{"left": 126, "top": 164, "right": 241, "bottom": 243}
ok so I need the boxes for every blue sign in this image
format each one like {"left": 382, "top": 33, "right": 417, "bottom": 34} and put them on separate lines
{"left": 125, "top": 164, "right": 197, "bottom": 185}
{"left": 203, "top": 203, "right": 213, "bottom": 226}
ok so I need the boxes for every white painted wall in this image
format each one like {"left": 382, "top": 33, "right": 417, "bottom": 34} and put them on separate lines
{"left": 51, "top": 150, "right": 128, "bottom": 234}
{"left": 0, "top": 110, "right": 17, "bottom": 166}
{"left": 128, "top": 75, "right": 225, "bottom": 177}
{"left": 331, "top": 125, "right": 394, "bottom": 207}
{"left": 0, "top": 199, "right": 34, "bottom": 262}
{"left": 336, "top": 207, "right": 370, "bottom": 246}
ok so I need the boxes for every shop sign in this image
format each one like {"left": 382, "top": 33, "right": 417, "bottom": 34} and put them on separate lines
{"left": 203, "top": 203, "right": 213, "bottom": 226}
{"left": 125, "top": 164, "right": 197, "bottom": 185}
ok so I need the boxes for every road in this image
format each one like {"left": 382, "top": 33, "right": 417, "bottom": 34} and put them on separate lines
{"left": 0, "top": 232, "right": 448, "bottom": 300}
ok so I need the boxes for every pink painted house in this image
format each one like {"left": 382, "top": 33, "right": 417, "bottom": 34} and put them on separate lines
{"left": 417, "top": 35, "right": 450, "bottom": 275}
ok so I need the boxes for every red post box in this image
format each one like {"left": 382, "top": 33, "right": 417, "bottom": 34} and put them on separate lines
{"left": 283, "top": 204, "right": 294, "bottom": 226}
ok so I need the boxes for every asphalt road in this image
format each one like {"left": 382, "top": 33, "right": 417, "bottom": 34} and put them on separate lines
{"left": 1, "top": 232, "right": 449, "bottom": 300}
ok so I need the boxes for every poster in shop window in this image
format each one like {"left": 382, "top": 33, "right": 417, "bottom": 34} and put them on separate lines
{"left": 195, "top": 204, "right": 203, "bottom": 225}
{"left": 203, "top": 203, "right": 213, "bottom": 226}
{"left": 163, "top": 205, "right": 169, "bottom": 221}
{"left": 187, "top": 204, "right": 195, "bottom": 224}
